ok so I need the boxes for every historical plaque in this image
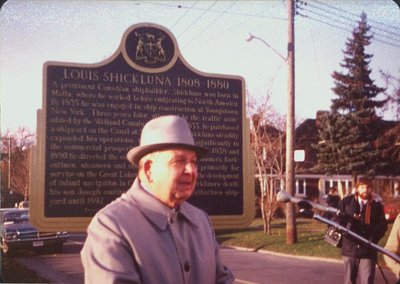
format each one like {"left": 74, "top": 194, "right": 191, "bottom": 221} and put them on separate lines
{"left": 30, "top": 23, "right": 253, "bottom": 231}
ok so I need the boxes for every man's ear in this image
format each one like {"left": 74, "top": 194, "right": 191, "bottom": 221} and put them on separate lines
{"left": 143, "top": 159, "right": 153, "bottom": 182}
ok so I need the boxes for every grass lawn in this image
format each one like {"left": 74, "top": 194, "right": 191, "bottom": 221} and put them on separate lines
{"left": 215, "top": 217, "right": 393, "bottom": 265}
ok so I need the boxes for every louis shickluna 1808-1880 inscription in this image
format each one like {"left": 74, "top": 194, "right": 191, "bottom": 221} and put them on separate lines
{"left": 42, "top": 23, "right": 247, "bottom": 220}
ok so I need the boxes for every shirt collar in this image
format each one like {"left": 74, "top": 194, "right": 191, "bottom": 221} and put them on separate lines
{"left": 126, "top": 179, "right": 198, "bottom": 230}
{"left": 357, "top": 196, "right": 368, "bottom": 206}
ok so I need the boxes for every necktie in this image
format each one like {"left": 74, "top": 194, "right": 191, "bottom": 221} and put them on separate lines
{"left": 360, "top": 201, "right": 367, "bottom": 224}
{"left": 360, "top": 202, "right": 365, "bottom": 213}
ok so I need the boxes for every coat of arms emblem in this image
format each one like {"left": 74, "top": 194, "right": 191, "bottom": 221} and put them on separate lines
{"left": 134, "top": 32, "right": 166, "bottom": 64}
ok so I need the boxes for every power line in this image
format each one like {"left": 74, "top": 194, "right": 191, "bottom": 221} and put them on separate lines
{"left": 298, "top": 5, "right": 356, "bottom": 29}
{"left": 187, "top": 2, "right": 286, "bottom": 50}
{"left": 301, "top": 6, "right": 400, "bottom": 43}
{"left": 302, "top": 12, "right": 325, "bottom": 95}
{"left": 312, "top": 0, "right": 400, "bottom": 32}
{"left": 301, "top": 14, "right": 400, "bottom": 49}
{"left": 133, "top": 1, "right": 287, "bottom": 49}
{"left": 296, "top": 1, "right": 400, "bottom": 49}
{"left": 139, "top": 1, "right": 287, "bottom": 21}
{"left": 169, "top": 0, "right": 199, "bottom": 30}
{"left": 175, "top": 1, "right": 218, "bottom": 39}
{"left": 139, "top": 1, "right": 400, "bottom": 49}
{"left": 305, "top": 1, "right": 358, "bottom": 25}
{"left": 182, "top": 1, "right": 238, "bottom": 50}
{"left": 304, "top": 1, "right": 400, "bottom": 39}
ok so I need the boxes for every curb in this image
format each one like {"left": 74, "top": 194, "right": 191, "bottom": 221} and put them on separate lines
{"left": 221, "top": 245, "right": 343, "bottom": 264}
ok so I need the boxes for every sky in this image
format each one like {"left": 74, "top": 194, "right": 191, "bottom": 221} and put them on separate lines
{"left": 1, "top": 0, "right": 400, "bottom": 133}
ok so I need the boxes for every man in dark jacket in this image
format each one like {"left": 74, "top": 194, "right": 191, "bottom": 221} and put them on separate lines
{"left": 337, "top": 178, "right": 387, "bottom": 284}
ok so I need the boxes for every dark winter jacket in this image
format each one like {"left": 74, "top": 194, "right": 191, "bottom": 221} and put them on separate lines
{"left": 327, "top": 194, "right": 340, "bottom": 209}
{"left": 337, "top": 194, "right": 387, "bottom": 260}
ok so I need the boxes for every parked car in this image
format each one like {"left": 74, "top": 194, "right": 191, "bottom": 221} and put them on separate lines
{"left": 0, "top": 208, "right": 69, "bottom": 255}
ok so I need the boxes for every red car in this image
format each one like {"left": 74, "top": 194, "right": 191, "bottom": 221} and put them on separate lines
{"left": 384, "top": 203, "right": 400, "bottom": 223}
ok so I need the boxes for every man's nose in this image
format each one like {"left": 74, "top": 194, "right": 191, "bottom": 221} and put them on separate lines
{"left": 184, "top": 162, "right": 197, "bottom": 174}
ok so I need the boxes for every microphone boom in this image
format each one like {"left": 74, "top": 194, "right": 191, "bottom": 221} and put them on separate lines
{"left": 276, "top": 190, "right": 400, "bottom": 263}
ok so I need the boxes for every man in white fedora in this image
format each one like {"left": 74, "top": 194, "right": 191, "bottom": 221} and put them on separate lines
{"left": 81, "top": 115, "right": 234, "bottom": 284}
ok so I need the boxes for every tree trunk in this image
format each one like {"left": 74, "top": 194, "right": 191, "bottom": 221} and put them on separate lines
{"left": 266, "top": 214, "right": 272, "bottom": 235}
{"left": 261, "top": 193, "right": 268, "bottom": 233}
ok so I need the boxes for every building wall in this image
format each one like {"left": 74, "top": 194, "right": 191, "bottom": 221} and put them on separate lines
{"left": 296, "top": 174, "right": 400, "bottom": 204}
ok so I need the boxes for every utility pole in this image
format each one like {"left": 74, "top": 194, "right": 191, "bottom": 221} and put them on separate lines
{"left": 247, "top": 0, "right": 297, "bottom": 244}
{"left": 286, "top": 0, "right": 297, "bottom": 244}
{"left": 8, "top": 138, "right": 11, "bottom": 191}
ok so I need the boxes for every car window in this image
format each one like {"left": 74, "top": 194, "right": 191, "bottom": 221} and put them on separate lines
{"left": 3, "top": 211, "right": 29, "bottom": 224}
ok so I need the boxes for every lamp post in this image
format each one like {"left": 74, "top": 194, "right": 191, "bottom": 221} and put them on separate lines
{"left": 8, "top": 138, "right": 11, "bottom": 191}
{"left": 1, "top": 137, "right": 13, "bottom": 206}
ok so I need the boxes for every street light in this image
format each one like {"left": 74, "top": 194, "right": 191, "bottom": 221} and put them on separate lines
{"left": 246, "top": 33, "right": 287, "bottom": 63}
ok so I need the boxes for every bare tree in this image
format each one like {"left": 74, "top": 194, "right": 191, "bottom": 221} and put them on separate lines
{"left": 248, "top": 93, "right": 286, "bottom": 234}
{"left": 380, "top": 70, "right": 400, "bottom": 120}
{"left": 1, "top": 127, "right": 36, "bottom": 204}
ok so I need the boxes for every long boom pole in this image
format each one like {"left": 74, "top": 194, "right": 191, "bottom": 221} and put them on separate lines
{"left": 277, "top": 190, "right": 400, "bottom": 263}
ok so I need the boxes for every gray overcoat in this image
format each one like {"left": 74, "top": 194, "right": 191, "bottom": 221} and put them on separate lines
{"left": 81, "top": 178, "right": 234, "bottom": 284}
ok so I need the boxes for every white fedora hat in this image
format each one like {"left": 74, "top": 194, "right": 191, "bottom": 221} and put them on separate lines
{"left": 127, "top": 115, "right": 209, "bottom": 164}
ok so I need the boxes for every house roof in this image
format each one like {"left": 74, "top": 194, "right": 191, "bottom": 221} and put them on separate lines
{"left": 294, "top": 118, "right": 400, "bottom": 175}
{"left": 294, "top": 119, "right": 319, "bottom": 173}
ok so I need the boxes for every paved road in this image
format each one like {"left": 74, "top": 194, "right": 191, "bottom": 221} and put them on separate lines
{"left": 222, "top": 247, "right": 398, "bottom": 284}
{"left": 13, "top": 233, "right": 86, "bottom": 283}
{"left": 13, "top": 234, "right": 398, "bottom": 284}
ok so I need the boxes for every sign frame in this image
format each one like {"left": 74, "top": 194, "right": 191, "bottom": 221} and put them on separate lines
{"left": 30, "top": 23, "right": 254, "bottom": 231}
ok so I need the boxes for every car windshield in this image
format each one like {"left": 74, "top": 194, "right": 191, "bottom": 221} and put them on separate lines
{"left": 3, "top": 211, "right": 29, "bottom": 224}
